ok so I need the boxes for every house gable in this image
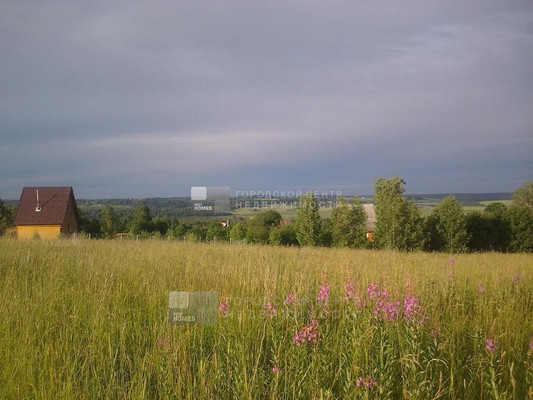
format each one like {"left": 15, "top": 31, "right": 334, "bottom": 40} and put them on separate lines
{"left": 14, "top": 187, "right": 80, "bottom": 237}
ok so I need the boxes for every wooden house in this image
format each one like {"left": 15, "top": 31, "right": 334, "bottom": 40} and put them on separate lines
{"left": 14, "top": 187, "right": 80, "bottom": 239}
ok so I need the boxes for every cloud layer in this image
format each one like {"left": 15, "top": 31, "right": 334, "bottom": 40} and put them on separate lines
{"left": 1, "top": 1, "right": 532, "bottom": 198}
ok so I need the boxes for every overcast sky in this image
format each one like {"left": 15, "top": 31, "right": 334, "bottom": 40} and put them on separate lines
{"left": 1, "top": 1, "right": 532, "bottom": 199}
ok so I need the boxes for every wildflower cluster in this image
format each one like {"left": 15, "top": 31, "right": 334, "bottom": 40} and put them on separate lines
{"left": 367, "top": 282, "right": 389, "bottom": 299}
{"left": 403, "top": 296, "right": 428, "bottom": 325}
{"left": 374, "top": 299, "right": 401, "bottom": 321}
{"left": 356, "top": 376, "right": 377, "bottom": 389}
{"left": 263, "top": 302, "right": 277, "bottom": 320}
{"left": 366, "top": 284, "right": 428, "bottom": 324}
{"left": 285, "top": 293, "right": 298, "bottom": 307}
{"left": 344, "top": 282, "right": 355, "bottom": 301}
{"left": 344, "top": 282, "right": 365, "bottom": 309}
{"left": 219, "top": 300, "right": 230, "bottom": 317}
{"left": 367, "top": 283, "right": 398, "bottom": 321}
{"left": 293, "top": 319, "right": 321, "bottom": 346}
{"left": 486, "top": 338, "right": 498, "bottom": 353}
{"left": 317, "top": 284, "right": 330, "bottom": 312}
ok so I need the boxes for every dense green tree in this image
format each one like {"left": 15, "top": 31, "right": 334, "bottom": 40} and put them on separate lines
{"left": 373, "top": 177, "right": 425, "bottom": 251}
{"left": 191, "top": 224, "right": 208, "bottom": 242}
{"left": 77, "top": 208, "right": 101, "bottom": 237}
{"left": 244, "top": 216, "right": 265, "bottom": 244}
{"left": 499, "top": 183, "right": 533, "bottom": 252}
{"left": 167, "top": 223, "right": 190, "bottom": 240}
{"left": 424, "top": 214, "right": 442, "bottom": 252}
{"left": 330, "top": 196, "right": 367, "bottom": 248}
{"left": 319, "top": 219, "right": 333, "bottom": 247}
{"left": 206, "top": 222, "right": 229, "bottom": 242}
{"left": 244, "top": 210, "right": 282, "bottom": 244}
{"left": 484, "top": 202, "right": 507, "bottom": 219}
{"left": 0, "top": 199, "right": 14, "bottom": 235}
{"left": 80, "top": 218, "right": 102, "bottom": 238}
{"left": 230, "top": 222, "right": 247, "bottom": 242}
{"left": 512, "top": 182, "right": 533, "bottom": 212}
{"left": 403, "top": 202, "right": 426, "bottom": 250}
{"left": 269, "top": 224, "right": 298, "bottom": 246}
{"left": 482, "top": 203, "right": 511, "bottom": 252}
{"left": 150, "top": 217, "right": 171, "bottom": 235}
{"left": 295, "top": 192, "right": 322, "bottom": 246}
{"left": 431, "top": 196, "right": 469, "bottom": 253}
{"left": 505, "top": 206, "right": 533, "bottom": 252}
{"left": 374, "top": 177, "right": 407, "bottom": 249}
{"left": 260, "top": 210, "right": 282, "bottom": 228}
{"left": 128, "top": 206, "right": 152, "bottom": 235}
{"left": 466, "top": 212, "right": 496, "bottom": 251}
{"left": 101, "top": 205, "right": 120, "bottom": 238}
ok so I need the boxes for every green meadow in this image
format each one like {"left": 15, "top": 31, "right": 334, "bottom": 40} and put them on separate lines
{"left": 0, "top": 238, "right": 532, "bottom": 399}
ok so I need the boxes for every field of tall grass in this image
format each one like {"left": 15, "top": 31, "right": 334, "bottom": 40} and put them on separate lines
{"left": 0, "top": 238, "right": 532, "bottom": 399}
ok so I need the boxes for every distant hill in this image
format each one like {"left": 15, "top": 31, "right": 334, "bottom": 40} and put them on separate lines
{"left": 3, "top": 192, "right": 513, "bottom": 220}
{"left": 406, "top": 192, "right": 512, "bottom": 203}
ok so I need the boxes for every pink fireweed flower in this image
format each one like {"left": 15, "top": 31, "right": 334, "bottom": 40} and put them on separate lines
{"left": 449, "top": 258, "right": 455, "bottom": 266}
{"left": 293, "top": 319, "right": 321, "bottom": 346}
{"left": 317, "top": 284, "right": 330, "bottom": 307}
{"left": 293, "top": 330, "right": 307, "bottom": 346}
{"left": 344, "top": 283, "right": 366, "bottom": 308}
{"left": 272, "top": 366, "right": 282, "bottom": 374}
{"left": 367, "top": 283, "right": 389, "bottom": 299}
{"left": 356, "top": 376, "right": 377, "bottom": 389}
{"left": 478, "top": 284, "right": 485, "bottom": 293}
{"left": 317, "top": 284, "right": 331, "bottom": 315}
{"left": 512, "top": 275, "right": 522, "bottom": 283}
{"left": 486, "top": 338, "right": 498, "bottom": 353}
{"left": 344, "top": 282, "right": 355, "bottom": 302}
{"left": 403, "top": 296, "right": 427, "bottom": 325}
{"left": 355, "top": 298, "right": 366, "bottom": 309}
{"left": 263, "top": 302, "right": 277, "bottom": 320}
{"left": 286, "top": 293, "right": 298, "bottom": 307}
{"left": 219, "top": 300, "right": 230, "bottom": 317}
{"left": 367, "top": 282, "right": 378, "bottom": 298}
{"left": 448, "top": 272, "right": 454, "bottom": 281}
{"left": 529, "top": 336, "right": 533, "bottom": 350}
{"left": 374, "top": 299, "right": 400, "bottom": 321}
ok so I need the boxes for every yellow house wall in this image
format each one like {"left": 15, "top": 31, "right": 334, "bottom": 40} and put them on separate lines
{"left": 17, "top": 225, "right": 61, "bottom": 240}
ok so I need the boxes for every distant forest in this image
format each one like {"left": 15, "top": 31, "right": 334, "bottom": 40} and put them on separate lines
{"left": 2, "top": 184, "right": 530, "bottom": 253}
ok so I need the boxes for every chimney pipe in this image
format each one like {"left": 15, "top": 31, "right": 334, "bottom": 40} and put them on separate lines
{"left": 35, "top": 189, "right": 41, "bottom": 212}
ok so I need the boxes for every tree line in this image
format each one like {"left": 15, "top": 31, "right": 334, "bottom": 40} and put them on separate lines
{"left": 372, "top": 178, "right": 533, "bottom": 253}
{"left": 1, "top": 179, "right": 531, "bottom": 252}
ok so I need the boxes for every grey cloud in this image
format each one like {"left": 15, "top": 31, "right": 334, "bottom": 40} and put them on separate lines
{"left": 1, "top": 0, "right": 532, "bottom": 199}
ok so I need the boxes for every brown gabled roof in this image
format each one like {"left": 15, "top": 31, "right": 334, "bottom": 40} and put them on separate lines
{"left": 14, "top": 187, "right": 79, "bottom": 226}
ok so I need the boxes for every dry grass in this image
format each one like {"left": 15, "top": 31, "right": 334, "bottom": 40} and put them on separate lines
{"left": 0, "top": 238, "right": 532, "bottom": 399}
